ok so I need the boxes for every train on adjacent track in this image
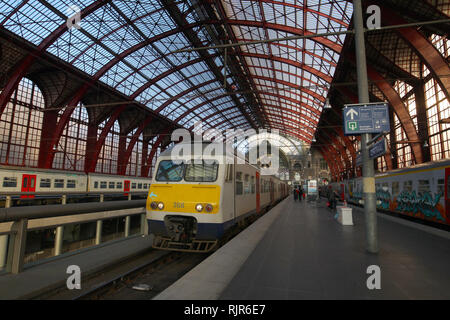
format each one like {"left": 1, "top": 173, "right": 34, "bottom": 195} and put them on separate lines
{"left": 328, "top": 159, "right": 450, "bottom": 228}
{"left": 146, "top": 142, "right": 289, "bottom": 252}
{"left": 0, "top": 165, "right": 151, "bottom": 204}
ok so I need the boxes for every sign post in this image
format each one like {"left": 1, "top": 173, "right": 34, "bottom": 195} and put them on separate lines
{"left": 353, "top": 0, "right": 378, "bottom": 254}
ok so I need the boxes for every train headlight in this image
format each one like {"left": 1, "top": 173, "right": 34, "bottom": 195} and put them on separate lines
{"left": 157, "top": 202, "right": 164, "bottom": 210}
{"left": 195, "top": 204, "right": 203, "bottom": 212}
{"left": 205, "top": 204, "right": 213, "bottom": 213}
{"left": 150, "top": 202, "right": 158, "bottom": 210}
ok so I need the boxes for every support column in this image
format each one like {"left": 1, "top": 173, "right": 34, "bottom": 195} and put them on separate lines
{"left": 95, "top": 194, "right": 104, "bottom": 245}
{"left": 414, "top": 80, "right": 431, "bottom": 163}
{"left": 0, "top": 196, "right": 12, "bottom": 269}
{"left": 124, "top": 216, "right": 130, "bottom": 237}
{"left": 6, "top": 219, "right": 28, "bottom": 274}
{"left": 354, "top": 0, "right": 378, "bottom": 253}
{"left": 54, "top": 195, "right": 66, "bottom": 256}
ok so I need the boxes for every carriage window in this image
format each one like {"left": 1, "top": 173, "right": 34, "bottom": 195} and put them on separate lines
{"left": 184, "top": 160, "right": 219, "bottom": 182}
{"left": 132, "top": 183, "right": 137, "bottom": 189}
{"left": 23, "top": 177, "right": 28, "bottom": 188}
{"left": 251, "top": 176, "right": 255, "bottom": 194}
{"left": 403, "top": 181, "right": 413, "bottom": 192}
{"left": 3, "top": 177, "right": 17, "bottom": 187}
{"left": 156, "top": 160, "right": 184, "bottom": 182}
{"left": 94, "top": 181, "right": 99, "bottom": 189}
{"left": 67, "top": 180, "right": 76, "bottom": 188}
{"left": 116, "top": 182, "right": 122, "bottom": 189}
{"left": 100, "top": 181, "right": 107, "bottom": 189}
{"left": 40, "top": 178, "right": 51, "bottom": 188}
{"left": 418, "top": 180, "right": 430, "bottom": 193}
{"left": 143, "top": 184, "right": 148, "bottom": 189}
{"left": 109, "top": 182, "right": 115, "bottom": 189}
{"left": 54, "top": 179, "right": 65, "bottom": 188}
{"left": 437, "top": 179, "right": 444, "bottom": 195}
{"left": 392, "top": 182, "right": 399, "bottom": 196}
{"left": 138, "top": 183, "right": 142, "bottom": 189}
{"left": 236, "top": 181, "right": 243, "bottom": 195}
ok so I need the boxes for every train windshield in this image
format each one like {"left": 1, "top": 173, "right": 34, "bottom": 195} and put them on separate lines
{"left": 184, "top": 160, "right": 219, "bottom": 182}
{"left": 155, "top": 160, "right": 184, "bottom": 182}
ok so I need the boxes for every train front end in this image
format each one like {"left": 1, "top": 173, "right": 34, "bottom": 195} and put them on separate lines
{"left": 146, "top": 148, "right": 227, "bottom": 252}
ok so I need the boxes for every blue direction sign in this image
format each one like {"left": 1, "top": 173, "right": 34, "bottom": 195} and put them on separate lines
{"left": 343, "top": 103, "right": 390, "bottom": 135}
{"left": 355, "top": 139, "right": 387, "bottom": 167}
{"left": 369, "top": 138, "right": 387, "bottom": 159}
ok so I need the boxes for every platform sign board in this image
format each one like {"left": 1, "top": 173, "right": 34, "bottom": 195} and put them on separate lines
{"left": 343, "top": 103, "right": 390, "bottom": 135}
{"left": 369, "top": 138, "right": 387, "bottom": 159}
{"left": 307, "top": 179, "right": 318, "bottom": 194}
{"left": 355, "top": 138, "right": 387, "bottom": 167}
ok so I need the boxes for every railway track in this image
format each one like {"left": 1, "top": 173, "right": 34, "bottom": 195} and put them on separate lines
{"left": 38, "top": 249, "right": 209, "bottom": 300}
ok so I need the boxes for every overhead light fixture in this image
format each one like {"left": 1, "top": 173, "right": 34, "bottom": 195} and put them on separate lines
{"left": 312, "top": 137, "right": 316, "bottom": 143}
{"left": 324, "top": 98, "right": 331, "bottom": 109}
{"left": 423, "top": 141, "right": 429, "bottom": 148}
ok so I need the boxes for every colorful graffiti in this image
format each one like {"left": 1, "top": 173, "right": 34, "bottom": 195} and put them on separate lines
{"left": 395, "top": 190, "right": 444, "bottom": 221}
{"left": 350, "top": 188, "right": 446, "bottom": 222}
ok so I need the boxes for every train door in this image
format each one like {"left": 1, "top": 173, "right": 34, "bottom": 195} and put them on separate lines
{"left": 256, "top": 172, "right": 260, "bottom": 214}
{"left": 445, "top": 168, "right": 450, "bottom": 221}
{"left": 124, "top": 180, "right": 130, "bottom": 196}
{"left": 21, "top": 174, "right": 36, "bottom": 199}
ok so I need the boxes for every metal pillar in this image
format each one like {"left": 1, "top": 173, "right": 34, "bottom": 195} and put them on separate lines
{"left": 0, "top": 196, "right": 12, "bottom": 269}
{"left": 95, "top": 194, "right": 104, "bottom": 245}
{"left": 353, "top": 0, "right": 378, "bottom": 253}
{"left": 124, "top": 216, "right": 130, "bottom": 237}
{"left": 54, "top": 195, "right": 66, "bottom": 256}
{"left": 6, "top": 218, "right": 28, "bottom": 274}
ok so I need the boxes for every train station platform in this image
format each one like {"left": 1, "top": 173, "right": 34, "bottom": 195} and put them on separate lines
{"left": 155, "top": 196, "right": 450, "bottom": 300}
{"left": 0, "top": 234, "right": 153, "bottom": 299}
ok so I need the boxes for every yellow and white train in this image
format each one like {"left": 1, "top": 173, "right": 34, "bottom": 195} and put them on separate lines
{"left": 146, "top": 142, "right": 289, "bottom": 252}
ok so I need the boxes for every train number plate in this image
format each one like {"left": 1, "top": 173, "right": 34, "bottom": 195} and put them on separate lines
{"left": 173, "top": 201, "right": 185, "bottom": 209}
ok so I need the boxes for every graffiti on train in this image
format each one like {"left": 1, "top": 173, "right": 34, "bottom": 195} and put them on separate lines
{"left": 350, "top": 189, "right": 445, "bottom": 222}
{"left": 395, "top": 190, "right": 444, "bottom": 221}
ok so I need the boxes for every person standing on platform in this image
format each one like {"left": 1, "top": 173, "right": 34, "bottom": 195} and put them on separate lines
{"left": 299, "top": 186, "right": 303, "bottom": 202}
{"left": 293, "top": 187, "right": 299, "bottom": 202}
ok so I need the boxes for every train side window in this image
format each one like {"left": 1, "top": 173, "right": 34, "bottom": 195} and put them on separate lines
{"left": 40, "top": 178, "right": 51, "bottom": 188}
{"left": 100, "top": 181, "right": 107, "bottom": 189}
{"left": 54, "top": 179, "right": 65, "bottom": 188}
{"left": 116, "top": 182, "right": 122, "bottom": 189}
{"left": 392, "top": 182, "right": 399, "bottom": 196}
{"left": 109, "top": 182, "right": 115, "bottom": 189}
{"left": 23, "top": 177, "right": 28, "bottom": 188}
{"left": 437, "top": 179, "right": 444, "bottom": 195}
{"left": 236, "top": 181, "right": 243, "bottom": 195}
{"left": 251, "top": 176, "right": 255, "bottom": 194}
{"left": 403, "top": 181, "right": 413, "bottom": 192}
{"left": 418, "top": 180, "right": 430, "bottom": 193}
{"left": 143, "top": 183, "right": 148, "bottom": 189}
{"left": 132, "top": 183, "right": 136, "bottom": 189}
{"left": 3, "top": 177, "right": 17, "bottom": 187}
{"left": 67, "top": 180, "right": 76, "bottom": 188}
{"left": 138, "top": 183, "right": 142, "bottom": 189}
{"left": 94, "top": 181, "right": 99, "bottom": 189}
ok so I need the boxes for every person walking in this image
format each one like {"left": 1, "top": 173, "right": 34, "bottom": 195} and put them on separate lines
{"left": 293, "top": 187, "right": 299, "bottom": 202}
{"left": 299, "top": 186, "right": 303, "bottom": 202}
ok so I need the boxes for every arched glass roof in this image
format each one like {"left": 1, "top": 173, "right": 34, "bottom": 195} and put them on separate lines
{"left": 0, "top": 0, "right": 353, "bottom": 143}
